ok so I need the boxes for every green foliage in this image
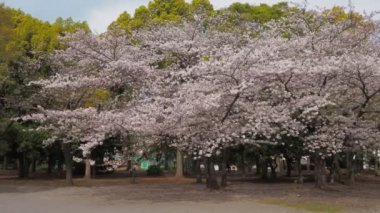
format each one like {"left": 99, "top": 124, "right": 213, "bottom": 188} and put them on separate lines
{"left": 0, "top": 4, "right": 90, "bottom": 117}
{"left": 109, "top": 0, "right": 192, "bottom": 31}
{"left": 228, "top": 2, "right": 289, "bottom": 23}
{"left": 108, "top": 11, "right": 133, "bottom": 33}
{"left": 148, "top": 0, "right": 190, "bottom": 23}
{"left": 0, "top": 121, "right": 46, "bottom": 159}
{"left": 0, "top": 4, "right": 90, "bottom": 164}
{"left": 131, "top": 6, "right": 152, "bottom": 30}
{"left": 190, "top": 0, "right": 214, "bottom": 16}
{"left": 84, "top": 89, "right": 111, "bottom": 108}
{"left": 146, "top": 164, "right": 163, "bottom": 176}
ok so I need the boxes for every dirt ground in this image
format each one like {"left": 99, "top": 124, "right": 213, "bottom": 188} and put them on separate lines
{"left": 0, "top": 173, "right": 379, "bottom": 213}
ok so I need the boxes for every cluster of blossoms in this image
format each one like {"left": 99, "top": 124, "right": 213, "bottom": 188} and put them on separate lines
{"left": 21, "top": 7, "right": 380, "bottom": 163}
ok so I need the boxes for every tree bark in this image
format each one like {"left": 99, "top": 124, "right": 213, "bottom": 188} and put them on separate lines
{"left": 164, "top": 154, "right": 169, "bottom": 170}
{"left": 285, "top": 157, "right": 292, "bottom": 177}
{"left": 206, "top": 157, "right": 223, "bottom": 190}
{"left": 57, "top": 152, "right": 64, "bottom": 176}
{"left": 195, "top": 159, "right": 202, "bottom": 183}
{"left": 47, "top": 154, "right": 53, "bottom": 174}
{"left": 375, "top": 150, "right": 379, "bottom": 176}
{"left": 314, "top": 155, "right": 327, "bottom": 188}
{"left": 346, "top": 151, "right": 355, "bottom": 185}
{"left": 31, "top": 158, "right": 37, "bottom": 173}
{"left": 330, "top": 155, "right": 341, "bottom": 184}
{"left": 269, "top": 159, "right": 277, "bottom": 179}
{"left": 84, "top": 157, "right": 91, "bottom": 179}
{"left": 62, "top": 143, "right": 73, "bottom": 185}
{"left": 261, "top": 158, "right": 268, "bottom": 180}
{"left": 255, "top": 155, "right": 261, "bottom": 175}
{"left": 175, "top": 149, "right": 183, "bottom": 177}
{"left": 221, "top": 150, "right": 228, "bottom": 187}
{"left": 18, "top": 152, "right": 30, "bottom": 178}
{"left": 241, "top": 147, "right": 246, "bottom": 176}
{"left": 296, "top": 158, "right": 303, "bottom": 183}
{"left": 2, "top": 156, "right": 7, "bottom": 170}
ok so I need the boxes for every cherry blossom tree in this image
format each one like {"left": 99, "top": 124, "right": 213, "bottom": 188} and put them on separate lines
{"left": 22, "top": 6, "right": 380, "bottom": 189}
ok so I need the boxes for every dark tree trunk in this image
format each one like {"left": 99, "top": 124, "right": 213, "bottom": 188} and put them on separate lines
{"left": 14, "top": 159, "right": 18, "bottom": 170}
{"left": 205, "top": 157, "right": 210, "bottom": 187}
{"left": 314, "top": 155, "right": 327, "bottom": 189}
{"left": 62, "top": 143, "right": 73, "bottom": 185}
{"left": 285, "top": 157, "right": 292, "bottom": 177}
{"left": 18, "top": 152, "right": 30, "bottom": 178}
{"left": 221, "top": 150, "right": 228, "bottom": 187}
{"left": 91, "top": 164, "right": 96, "bottom": 178}
{"left": 296, "top": 158, "right": 303, "bottom": 183}
{"left": 156, "top": 153, "right": 162, "bottom": 169}
{"left": 207, "top": 160, "right": 220, "bottom": 190}
{"left": 195, "top": 159, "right": 202, "bottom": 184}
{"left": 57, "top": 151, "right": 64, "bottom": 176}
{"left": 241, "top": 147, "right": 246, "bottom": 176}
{"left": 269, "top": 159, "right": 277, "bottom": 179}
{"left": 255, "top": 155, "right": 261, "bottom": 175}
{"left": 47, "top": 154, "right": 54, "bottom": 174}
{"left": 205, "top": 156, "right": 226, "bottom": 190}
{"left": 375, "top": 150, "right": 379, "bottom": 176}
{"left": 330, "top": 155, "right": 341, "bottom": 184}
{"left": 346, "top": 151, "right": 355, "bottom": 185}
{"left": 31, "top": 158, "right": 37, "bottom": 173}
{"left": 164, "top": 154, "right": 169, "bottom": 170}
{"left": 2, "top": 156, "right": 7, "bottom": 170}
{"left": 261, "top": 158, "right": 268, "bottom": 180}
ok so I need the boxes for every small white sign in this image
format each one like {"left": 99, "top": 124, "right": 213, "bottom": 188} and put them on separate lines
{"left": 214, "top": 165, "right": 219, "bottom": 171}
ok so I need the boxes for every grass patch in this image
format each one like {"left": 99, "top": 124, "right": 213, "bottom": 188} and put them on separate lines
{"left": 259, "top": 198, "right": 343, "bottom": 213}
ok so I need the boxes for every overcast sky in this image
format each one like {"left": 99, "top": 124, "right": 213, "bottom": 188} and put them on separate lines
{"left": 2, "top": 0, "right": 380, "bottom": 33}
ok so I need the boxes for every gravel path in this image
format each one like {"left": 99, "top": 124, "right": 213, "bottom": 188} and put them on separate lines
{"left": 0, "top": 177, "right": 379, "bottom": 213}
{"left": 0, "top": 186, "right": 304, "bottom": 213}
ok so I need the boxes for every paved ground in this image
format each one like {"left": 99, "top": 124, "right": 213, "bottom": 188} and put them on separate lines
{"left": 0, "top": 175, "right": 379, "bottom": 213}
{"left": 0, "top": 186, "right": 305, "bottom": 213}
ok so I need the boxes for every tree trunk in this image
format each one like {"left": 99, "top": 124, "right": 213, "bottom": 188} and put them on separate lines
{"left": 296, "top": 158, "right": 303, "bottom": 184}
{"left": 261, "top": 158, "right": 268, "bottom": 180}
{"left": 18, "top": 154, "right": 25, "bottom": 178}
{"left": 195, "top": 159, "right": 202, "bottom": 183}
{"left": 57, "top": 152, "right": 64, "bottom": 176}
{"left": 47, "top": 155, "right": 53, "bottom": 174}
{"left": 175, "top": 149, "right": 183, "bottom": 177}
{"left": 31, "top": 158, "right": 37, "bottom": 173}
{"left": 285, "top": 157, "right": 292, "bottom": 177}
{"left": 18, "top": 152, "right": 30, "bottom": 178}
{"left": 255, "top": 155, "right": 261, "bottom": 175}
{"left": 206, "top": 157, "right": 223, "bottom": 190}
{"left": 221, "top": 150, "right": 228, "bottom": 187}
{"left": 84, "top": 157, "right": 91, "bottom": 179}
{"left": 62, "top": 143, "right": 73, "bottom": 185}
{"left": 2, "top": 156, "right": 7, "bottom": 170}
{"left": 375, "top": 150, "right": 379, "bottom": 176}
{"left": 269, "top": 159, "right": 277, "bottom": 179}
{"left": 14, "top": 159, "right": 19, "bottom": 170}
{"left": 164, "top": 155, "right": 169, "bottom": 170}
{"left": 346, "top": 152, "right": 355, "bottom": 185}
{"left": 241, "top": 147, "right": 246, "bottom": 176}
{"left": 314, "top": 155, "right": 327, "bottom": 189}
{"left": 330, "top": 155, "right": 341, "bottom": 184}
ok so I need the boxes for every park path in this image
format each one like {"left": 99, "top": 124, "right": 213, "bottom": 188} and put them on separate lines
{"left": 0, "top": 185, "right": 305, "bottom": 213}
{"left": 0, "top": 181, "right": 379, "bottom": 213}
